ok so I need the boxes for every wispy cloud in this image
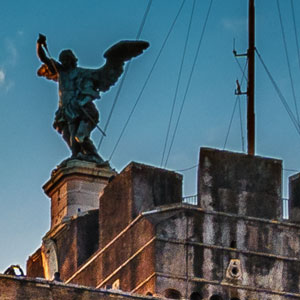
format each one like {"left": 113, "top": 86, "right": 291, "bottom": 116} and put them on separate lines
{"left": 221, "top": 17, "right": 247, "bottom": 34}
{"left": 0, "top": 68, "right": 14, "bottom": 92}
{"left": 4, "top": 80, "right": 15, "bottom": 92}
{"left": 0, "top": 69, "right": 5, "bottom": 84}
{"left": 5, "top": 39, "right": 18, "bottom": 66}
{"left": 0, "top": 33, "right": 22, "bottom": 93}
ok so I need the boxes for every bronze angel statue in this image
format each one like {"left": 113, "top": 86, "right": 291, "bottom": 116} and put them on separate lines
{"left": 36, "top": 34, "right": 149, "bottom": 164}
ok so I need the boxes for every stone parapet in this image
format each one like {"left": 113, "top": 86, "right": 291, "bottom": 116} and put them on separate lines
{"left": 0, "top": 275, "right": 157, "bottom": 300}
{"left": 198, "top": 148, "right": 282, "bottom": 220}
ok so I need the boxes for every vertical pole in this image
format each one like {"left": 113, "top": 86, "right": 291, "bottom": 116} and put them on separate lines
{"left": 247, "top": 0, "right": 255, "bottom": 155}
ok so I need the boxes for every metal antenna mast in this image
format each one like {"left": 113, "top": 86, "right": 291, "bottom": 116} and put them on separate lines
{"left": 247, "top": 0, "right": 255, "bottom": 155}
{"left": 234, "top": 0, "right": 255, "bottom": 155}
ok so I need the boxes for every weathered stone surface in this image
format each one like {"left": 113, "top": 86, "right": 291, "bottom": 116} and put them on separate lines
{"left": 99, "top": 162, "right": 182, "bottom": 248}
{"left": 53, "top": 210, "right": 99, "bottom": 281}
{"left": 289, "top": 173, "right": 300, "bottom": 222}
{"left": 144, "top": 205, "right": 300, "bottom": 298}
{"left": 26, "top": 248, "right": 44, "bottom": 278}
{"left": 198, "top": 148, "right": 282, "bottom": 219}
{"left": 27, "top": 210, "right": 99, "bottom": 281}
{"left": 66, "top": 216, "right": 155, "bottom": 293}
{"left": 0, "top": 275, "right": 157, "bottom": 300}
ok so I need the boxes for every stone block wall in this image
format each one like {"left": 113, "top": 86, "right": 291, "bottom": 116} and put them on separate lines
{"left": 99, "top": 162, "right": 182, "bottom": 248}
{"left": 147, "top": 206, "right": 300, "bottom": 299}
{"left": 26, "top": 210, "right": 99, "bottom": 281}
{"left": 66, "top": 216, "right": 155, "bottom": 293}
{"left": 26, "top": 248, "right": 44, "bottom": 278}
{"left": 54, "top": 210, "right": 99, "bottom": 281}
{"left": 198, "top": 148, "right": 282, "bottom": 220}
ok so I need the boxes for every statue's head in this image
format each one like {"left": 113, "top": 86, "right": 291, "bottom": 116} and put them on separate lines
{"left": 59, "top": 49, "right": 78, "bottom": 68}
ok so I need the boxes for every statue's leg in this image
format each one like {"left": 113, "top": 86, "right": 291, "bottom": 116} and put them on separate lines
{"left": 68, "top": 121, "right": 81, "bottom": 157}
{"left": 75, "top": 120, "right": 91, "bottom": 144}
{"left": 75, "top": 120, "right": 104, "bottom": 163}
{"left": 62, "top": 126, "right": 71, "bottom": 148}
{"left": 82, "top": 138, "right": 101, "bottom": 158}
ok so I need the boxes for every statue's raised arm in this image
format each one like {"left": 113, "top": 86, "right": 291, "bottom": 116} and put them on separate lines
{"left": 36, "top": 34, "right": 149, "bottom": 164}
{"left": 36, "top": 34, "right": 60, "bottom": 81}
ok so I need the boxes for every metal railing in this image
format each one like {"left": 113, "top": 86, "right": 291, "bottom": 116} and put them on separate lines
{"left": 182, "top": 194, "right": 198, "bottom": 205}
{"left": 282, "top": 198, "right": 289, "bottom": 220}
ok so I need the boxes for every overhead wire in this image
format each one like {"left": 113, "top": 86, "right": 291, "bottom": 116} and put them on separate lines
{"left": 234, "top": 55, "right": 248, "bottom": 82}
{"left": 109, "top": 0, "right": 187, "bottom": 161}
{"left": 238, "top": 59, "right": 248, "bottom": 153}
{"left": 136, "top": 0, "right": 153, "bottom": 40}
{"left": 164, "top": 0, "right": 214, "bottom": 168}
{"left": 234, "top": 50, "right": 247, "bottom": 152}
{"left": 223, "top": 60, "right": 248, "bottom": 150}
{"left": 97, "top": 63, "right": 129, "bottom": 151}
{"left": 276, "top": 0, "right": 300, "bottom": 124}
{"left": 174, "top": 1, "right": 300, "bottom": 180}
{"left": 223, "top": 96, "right": 239, "bottom": 150}
{"left": 284, "top": 168, "right": 300, "bottom": 172}
{"left": 160, "top": 0, "right": 197, "bottom": 167}
{"left": 176, "top": 164, "right": 199, "bottom": 172}
{"left": 290, "top": 0, "right": 300, "bottom": 71}
{"left": 234, "top": 55, "right": 247, "bottom": 152}
{"left": 97, "top": 0, "right": 153, "bottom": 151}
{"left": 256, "top": 48, "right": 300, "bottom": 136}
{"left": 238, "top": 95, "right": 245, "bottom": 152}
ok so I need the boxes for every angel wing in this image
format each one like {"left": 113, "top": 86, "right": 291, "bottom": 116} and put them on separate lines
{"left": 92, "top": 40, "right": 149, "bottom": 93}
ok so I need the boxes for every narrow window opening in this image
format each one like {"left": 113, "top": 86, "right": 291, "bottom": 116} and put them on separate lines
{"left": 190, "top": 291, "right": 202, "bottom": 300}
{"left": 164, "top": 289, "right": 182, "bottom": 299}
{"left": 210, "top": 295, "right": 223, "bottom": 300}
{"left": 230, "top": 240, "right": 237, "bottom": 248}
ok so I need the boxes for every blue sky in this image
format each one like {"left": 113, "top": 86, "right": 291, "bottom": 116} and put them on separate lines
{"left": 1, "top": 0, "right": 300, "bottom": 273}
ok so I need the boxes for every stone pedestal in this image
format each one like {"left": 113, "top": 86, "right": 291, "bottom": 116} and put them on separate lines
{"left": 43, "top": 159, "right": 116, "bottom": 229}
